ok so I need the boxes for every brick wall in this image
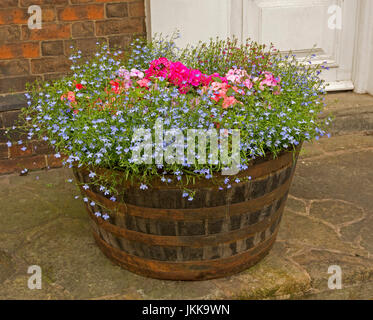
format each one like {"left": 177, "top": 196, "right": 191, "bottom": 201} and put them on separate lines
{"left": 0, "top": 0, "right": 146, "bottom": 174}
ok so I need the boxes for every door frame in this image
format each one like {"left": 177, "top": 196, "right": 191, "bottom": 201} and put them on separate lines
{"left": 353, "top": 0, "right": 373, "bottom": 95}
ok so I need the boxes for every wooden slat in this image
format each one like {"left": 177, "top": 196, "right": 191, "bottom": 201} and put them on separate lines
{"left": 92, "top": 227, "right": 279, "bottom": 280}
{"left": 86, "top": 198, "right": 286, "bottom": 248}
{"left": 80, "top": 175, "right": 291, "bottom": 221}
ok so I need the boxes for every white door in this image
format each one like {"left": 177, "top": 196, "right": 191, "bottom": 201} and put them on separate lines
{"left": 148, "top": 0, "right": 357, "bottom": 91}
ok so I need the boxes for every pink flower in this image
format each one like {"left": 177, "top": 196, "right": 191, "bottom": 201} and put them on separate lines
{"left": 201, "top": 73, "right": 227, "bottom": 86}
{"left": 118, "top": 67, "right": 131, "bottom": 81}
{"left": 210, "top": 81, "right": 229, "bottom": 92}
{"left": 179, "top": 85, "right": 191, "bottom": 94}
{"left": 130, "top": 68, "right": 144, "bottom": 79}
{"left": 67, "top": 91, "right": 75, "bottom": 102}
{"left": 137, "top": 78, "right": 150, "bottom": 88}
{"left": 144, "top": 58, "right": 227, "bottom": 94}
{"left": 209, "top": 81, "right": 233, "bottom": 102}
{"left": 168, "top": 61, "right": 190, "bottom": 87}
{"left": 225, "top": 68, "right": 248, "bottom": 84}
{"left": 200, "top": 74, "right": 211, "bottom": 86}
{"left": 222, "top": 96, "right": 238, "bottom": 109}
{"left": 243, "top": 78, "right": 253, "bottom": 90}
{"left": 124, "top": 80, "right": 133, "bottom": 89}
{"left": 145, "top": 57, "right": 172, "bottom": 79}
{"left": 188, "top": 69, "right": 203, "bottom": 86}
{"left": 259, "top": 71, "right": 280, "bottom": 89}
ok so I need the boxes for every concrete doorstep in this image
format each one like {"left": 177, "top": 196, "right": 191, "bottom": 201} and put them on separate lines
{"left": 0, "top": 93, "right": 373, "bottom": 300}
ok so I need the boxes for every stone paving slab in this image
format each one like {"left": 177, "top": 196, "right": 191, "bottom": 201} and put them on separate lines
{"left": 324, "top": 92, "right": 373, "bottom": 134}
{"left": 0, "top": 132, "right": 373, "bottom": 300}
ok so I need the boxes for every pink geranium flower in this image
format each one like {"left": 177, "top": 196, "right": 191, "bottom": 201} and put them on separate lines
{"left": 137, "top": 78, "right": 150, "bottom": 88}
{"left": 243, "top": 78, "right": 253, "bottom": 90}
{"left": 130, "top": 68, "right": 144, "bottom": 79}
{"left": 222, "top": 96, "right": 239, "bottom": 109}
{"left": 179, "top": 85, "right": 191, "bottom": 94}
{"left": 188, "top": 69, "right": 203, "bottom": 86}
{"left": 169, "top": 61, "right": 189, "bottom": 86}
{"left": 144, "top": 58, "right": 227, "bottom": 94}
{"left": 67, "top": 91, "right": 76, "bottom": 102}
{"left": 118, "top": 67, "right": 131, "bottom": 81}
{"left": 259, "top": 71, "right": 281, "bottom": 89}
{"left": 145, "top": 57, "right": 172, "bottom": 79}
{"left": 226, "top": 68, "right": 248, "bottom": 84}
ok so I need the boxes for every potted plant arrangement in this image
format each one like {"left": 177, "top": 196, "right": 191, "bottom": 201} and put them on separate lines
{"left": 20, "top": 36, "right": 329, "bottom": 280}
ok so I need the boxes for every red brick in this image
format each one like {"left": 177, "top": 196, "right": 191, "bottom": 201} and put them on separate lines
{"left": 47, "top": 153, "right": 67, "bottom": 168}
{"left": 57, "top": 4, "right": 104, "bottom": 21}
{"left": 22, "top": 23, "right": 71, "bottom": 41}
{"left": 106, "top": 3, "right": 128, "bottom": 18}
{"left": 9, "top": 143, "right": 33, "bottom": 158}
{"left": 0, "top": 143, "right": 8, "bottom": 159}
{"left": 70, "top": 0, "right": 96, "bottom": 3}
{"left": 1, "top": 127, "right": 28, "bottom": 143}
{"left": 43, "top": 73, "right": 66, "bottom": 81}
{"left": 20, "top": 0, "right": 68, "bottom": 6}
{"left": 0, "top": 75, "right": 41, "bottom": 94}
{"left": 0, "top": 129, "right": 8, "bottom": 142}
{"left": 128, "top": 1, "right": 145, "bottom": 17}
{"left": 41, "top": 41, "right": 64, "bottom": 56}
{"left": 3, "top": 0, "right": 19, "bottom": 7}
{"left": 32, "top": 140, "right": 55, "bottom": 155}
{"left": 0, "top": 8, "right": 55, "bottom": 25}
{"left": 0, "top": 25, "right": 21, "bottom": 43}
{"left": 0, "top": 42, "right": 40, "bottom": 60}
{"left": 0, "top": 9, "right": 26, "bottom": 25}
{"left": 71, "top": 21, "right": 94, "bottom": 38}
{"left": 0, "top": 155, "right": 47, "bottom": 174}
{"left": 1, "top": 110, "right": 23, "bottom": 127}
{"left": 65, "top": 38, "right": 107, "bottom": 56}
{"left": 108, "top": 34, "right": 131, "bottom": 49}
{"left": 70, "top": 0, "right": 132, "bottom": 3}
{"left": 31, "top": 56, "right": 71, "bottom": 74}
{"left": 96, "top": 18, "right": 144, "bottom": 35}
{"left": 0, "top": 60, "right": 30, "bottom": 77}
{"left": 95, "top": 0, "right": 132, "bottom": 2}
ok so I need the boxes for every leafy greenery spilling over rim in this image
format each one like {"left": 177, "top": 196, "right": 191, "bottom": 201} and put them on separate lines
{"left": 18, "top": 35, "right": 331, "bottom": 203}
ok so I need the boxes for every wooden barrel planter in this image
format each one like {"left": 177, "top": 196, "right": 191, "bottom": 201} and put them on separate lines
{"left": 73, "top": 145, "right": 301, "bottom": 280}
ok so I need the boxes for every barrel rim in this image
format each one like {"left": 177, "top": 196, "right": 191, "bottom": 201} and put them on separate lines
{"left": 74, "top": 144, "right": 302, "bottom": 190}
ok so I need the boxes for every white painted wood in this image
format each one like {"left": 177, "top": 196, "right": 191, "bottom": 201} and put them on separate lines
{"left": 149, "top": 0, "right": 231, "bottom": 48}
{"left": 148, "top": 0, "right": 361, "bottom": 92}
{"left": 243, "top": 0, "right": 357, "bottom": 91}
{"left": 352, "top": 0, "right": 373, "bottom": 95}
{"left": 326, "top": 81, "right": 354, "bottom": 91}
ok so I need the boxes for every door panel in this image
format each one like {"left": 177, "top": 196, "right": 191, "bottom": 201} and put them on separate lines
{"left": 149, "top": 0, "right": 357, "bottom": 90}
{"left": 243, "top": 0, "right": 357, "bottom": 90}
{"left": 149, "top": 0, "right": 231, "bottom": 47}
